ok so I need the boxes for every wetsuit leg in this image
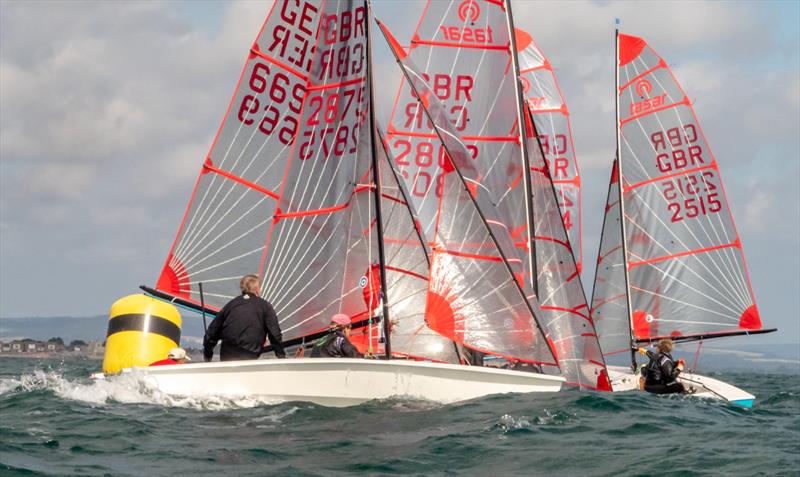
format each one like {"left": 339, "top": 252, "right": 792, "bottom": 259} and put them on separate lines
{"left": 644, "top": 382, "right": 686, "bottom": 395}
{"left": 220, "top": 343, "right": 261, "bottom": 361}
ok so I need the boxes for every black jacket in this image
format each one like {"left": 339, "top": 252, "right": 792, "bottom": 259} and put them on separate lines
{"left": 203, "top": 293, "right": 286, "bottom": 360}
{"left": 310, "top": 329, "right": 362, "bottom": 358}
{"left": 643, "top": 350, "right": 681, "bottom": 385}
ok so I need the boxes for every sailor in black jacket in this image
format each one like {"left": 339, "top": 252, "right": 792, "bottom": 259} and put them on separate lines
{"left": 203, "top": 275, "right": 286, "bottom": 361}
{"left": 638, "top": 339, "right": 686, "bottom": 394}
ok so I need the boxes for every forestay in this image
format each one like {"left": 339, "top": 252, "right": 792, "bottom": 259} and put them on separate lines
{"left": 600, "top": 33, "right": 764, "bottom": 344}
{"left": 379, "top": 19, "right": 557, "bottom": 366}
{"left": 516, "top": 29, "right": 582, "bottom": 270}
{"left": 156, "top": 0, "right": 379, "bottom": 342}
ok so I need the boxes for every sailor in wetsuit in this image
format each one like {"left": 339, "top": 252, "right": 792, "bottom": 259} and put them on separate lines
{"left": 310, "top": 314, "right": 363, "bottom": 358}
{"left": 638, "top": 339, "right": 686, "bottom": 394}
{"left": 203, "top": 275, "right": 286, "bottom": 362}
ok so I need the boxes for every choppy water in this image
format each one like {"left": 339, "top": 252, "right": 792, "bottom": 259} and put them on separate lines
{"left": 0, "top": 357, "right": 798, "bottom": 476}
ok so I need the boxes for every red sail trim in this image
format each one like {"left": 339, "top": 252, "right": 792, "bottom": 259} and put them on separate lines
{"left": 534, "top": 234, "right": 570, "bottom": 250}
{"left": 386, "top": 128, "right": 516, "bottom": 142}
{"left": 380, "top": 192, "right": 407, "bottom": 206}
{"left": 618, "top": 33, "right": 646, "bottom": 66}
{"left": 412, "top": 39, "right": 509, "bottom": 51}
{"left": 623, "top": 163, "right": 717, "bottom": 192}
{"left": 592, "top": 292, "right": 628, "bottom": 312}
{"left": 377, "top": 19, "right": 408, "bottom": 59}
{"left": 385, "top": 265, "right": 428, "bottom": 281}
{"left": 597, "top": 244, "right": 623, "bottom": 264}
{"left": 619, "top": 59, "right": 667, "bottom": 92}
{"left": 530, "top": 106, "right": 567, "bottom": 115}
{"left": 307, "top": 76, "right": 366, "bottom": 91}
{"left": 274, "top": 185, "right": 372, "bottom": 220}
{"left": 620, "top": 97, "right": 690, "bottom": 125}
{"left": 541, "top": 305, "right": 591, "bottom": 322}
{"left": 435, "top": 248, "right": 504, "bottom": 262}
{"left": 202, "top": 160, "right": 280, "bottom": 200}
{"left": 627, "top": 240, "right": 740, "bottom": 270}
{"left": 519, "top": 63, "right": 548, "bottom": 74}
{"left": 250, "top": 46, "right": 309, "bottom": 81}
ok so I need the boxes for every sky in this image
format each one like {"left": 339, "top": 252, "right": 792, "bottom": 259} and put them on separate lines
{"left": 1, "top": 0, "right": 798, "bottom": 344}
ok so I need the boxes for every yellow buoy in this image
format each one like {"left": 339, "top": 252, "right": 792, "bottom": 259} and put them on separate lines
{"left": 102, "top": 294, "right": 182, "bottom": 374}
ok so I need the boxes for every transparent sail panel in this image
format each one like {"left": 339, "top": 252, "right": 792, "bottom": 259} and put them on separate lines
{"left": 527, "top": 125, "right": 608, "bottom": 389}
{"left": 378, "top": 19, "right": 556, "bottom": 365}
{"left": 386, "top": 0, "right": 534, "bottom": 289}
{"left": 617, "top": 33, "right": 762, "bottom": 339}
{"left": 517, "top": 29, "right": 582, "bottom": 270}
{"left": 159, "top": 1, "right": 379, "bottom": 342}
{"left": 590, "top": 162, "right": 633, "bottom": 361}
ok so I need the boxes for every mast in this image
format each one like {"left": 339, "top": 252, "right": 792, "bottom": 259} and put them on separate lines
{"left": 615, "top": 20, "right": 637, "bottom": 371}
{"left": 504, "top": 0, "right": 539, "bottom": 297}
{"left": 366, "top": 0, "right": 392, "bottom": 359}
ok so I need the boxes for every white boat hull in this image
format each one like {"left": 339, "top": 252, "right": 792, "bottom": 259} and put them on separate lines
{"left": 95, "top": 358, "right": 564, "bottom": 407}
{"left": 607, "top": 365, "right": 755, "bottom": 406}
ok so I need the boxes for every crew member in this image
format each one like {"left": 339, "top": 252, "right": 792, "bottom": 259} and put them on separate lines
{"left": 638, "top": 339, "right": 686, "bottom": 394}
{"left": 310, "top": 314, "right": 363, "bottom": 358}
{"left": 150, "top": 347, "right": 190, "bottom": 366}
{"left": 203, "top": 275, "right": 286, "bottom": 361}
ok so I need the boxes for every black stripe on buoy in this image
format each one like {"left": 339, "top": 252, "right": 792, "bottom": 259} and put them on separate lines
{"left": 106, "top": 314, "right": 181, "bottom": 343}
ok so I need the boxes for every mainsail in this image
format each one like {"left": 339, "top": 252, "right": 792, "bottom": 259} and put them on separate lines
{"left": 591, "top": 31, "right": 771, "bottom": 361}
{"left": 379, "top": 19, "right": 557, "bottom": 365}
{"left": 385, "top": 1, "right": 605, "bottom": 385}
{"left": 516, "top": 29, "right": 582, "bottom": 270}
{"left": 156, "top": 1, "right": 378, "bottom": 342}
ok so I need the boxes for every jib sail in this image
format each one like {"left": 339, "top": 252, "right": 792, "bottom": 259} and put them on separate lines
{"left": 516, "top": 29, "right": 582, "bottom": 270}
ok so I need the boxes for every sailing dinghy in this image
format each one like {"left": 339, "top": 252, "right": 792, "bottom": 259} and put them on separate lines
{"left": 589, "top": 27, "right": 776, "bottom": 406}
{"left": 385, "top": 0, "right": 610, "bottom": 390}
{"left": 96, "top": 0, "right": 564, "bottom": 407}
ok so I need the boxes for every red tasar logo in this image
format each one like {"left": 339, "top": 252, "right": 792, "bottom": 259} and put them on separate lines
{"left": 635, "top": 78, "right": 652, "bottom": 97}
{"left": 458, "top": 0, "right": 480, "bottom": 23}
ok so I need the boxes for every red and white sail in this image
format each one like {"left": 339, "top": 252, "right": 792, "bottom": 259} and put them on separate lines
{"left": 384, "top": 1, "right": 606, "bottom": 385}
{"left": 157, "top": 1, "right": 379, "bottom": 342}
{"left": 592, "top": 32, "right": 765, "bottom": 352}
{"left": 379, "top": 19, "right": 557, "bottom": 366}
{"left": 516, "top": 29, "right": 582, "bottom": 270}
{"left": 350, "top": 126, "right": 461, "bottom": 363}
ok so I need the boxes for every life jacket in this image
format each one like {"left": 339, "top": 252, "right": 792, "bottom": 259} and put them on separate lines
{"left": 645, "top": 352, "right": 675, "bottom": 385}
{"left": 311, "top": 330, "right": 348, "bottom": 358}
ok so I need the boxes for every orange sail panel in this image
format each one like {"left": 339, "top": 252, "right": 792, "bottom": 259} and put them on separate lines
{"left": 157, "top": 1, "right": 378, "bottom": 342}
{"left": 600, "top": 33, "right": 764, "bottom": 344}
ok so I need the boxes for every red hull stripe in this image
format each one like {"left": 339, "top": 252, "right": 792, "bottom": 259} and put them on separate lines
{"left": 412, "top": 39, "right": 509, "bottom": 51}
{"left": 623, "top": 163, "right": 717, "bottom": 192}
{"left": 307, "top": 76, "right": 366, "bottom": 91}
{"left": 203, "top": 162, "right": 280, "bottom": 200}
{"left": 385, "top": 265, "right": 427, "bottom": 281}
{"left": 620, "top": 97, "right": 690, "bottom": 125}
{"left": 628, "top": 240, "right": 740, "bottom": 269}
{"left": 250, "top": 47, "right": 309, "bottom": 81}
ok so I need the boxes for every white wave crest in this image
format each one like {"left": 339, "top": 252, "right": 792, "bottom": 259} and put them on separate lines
{"left": 0, "top": 369, "right": 290, "bottom": 411}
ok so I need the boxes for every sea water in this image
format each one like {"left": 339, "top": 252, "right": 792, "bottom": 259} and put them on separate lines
{"left": 0, "top": 357, "right": 798, "bottom": 476}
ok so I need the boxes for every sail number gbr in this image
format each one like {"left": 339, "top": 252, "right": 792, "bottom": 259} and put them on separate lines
{"left": 237, "top": 63, "right": 305, "bottom": 146}
{"left": 660, "top": 171, "right": 721, "bottom": 223}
